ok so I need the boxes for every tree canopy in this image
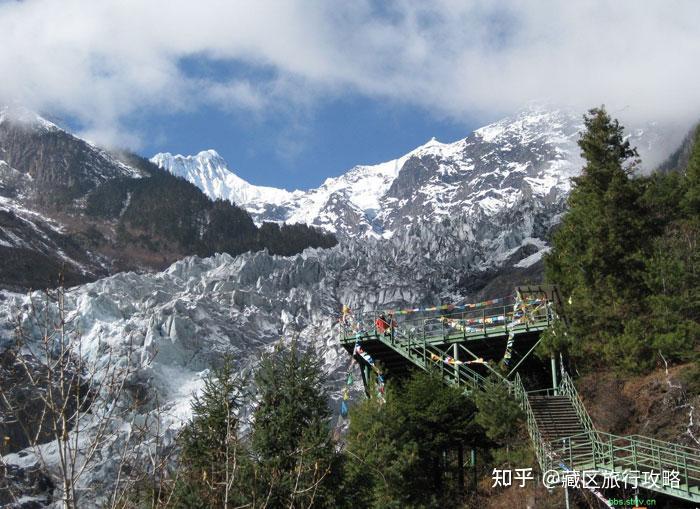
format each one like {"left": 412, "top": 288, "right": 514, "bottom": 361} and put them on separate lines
{"left": 544, "top": 108, "right": 700, "bottom": 373}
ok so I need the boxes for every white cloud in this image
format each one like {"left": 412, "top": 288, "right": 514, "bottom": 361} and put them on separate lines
{"left": 0, "top": 0, "right": 698, "bottom": 151}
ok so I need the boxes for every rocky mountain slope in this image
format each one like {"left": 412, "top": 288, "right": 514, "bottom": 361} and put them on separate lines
{"left": 0, "top": 108, "right": 335, "bottom": 291}
{"left": 0, "top": 107, "right": 142, "bottom": 208}
{"left": 0, "top": 107, "right": 141, "bottom": 289}
{"left": 153, "top": 105, "right": 667, "bottom": 242}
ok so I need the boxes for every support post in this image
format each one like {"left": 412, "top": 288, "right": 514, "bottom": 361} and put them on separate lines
{"left": 457, "top": 444, "right": 464, "bottom": 495}
{"left": 471, "top": 448, "right": 477, "bottom": 494}
{"left": 453, "top": 343, "right": 459, "bottom": 382}
{"left": 551, "top": 354, "right": 558, "bottom": 394}
{"left": 363, "top": 364, "right": 372, "bottom": 398}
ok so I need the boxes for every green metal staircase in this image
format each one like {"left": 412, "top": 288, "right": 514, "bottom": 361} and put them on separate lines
{"left": 340, "top": 289, "right": 700, "bottom": 504}
{"left": 529, "top": 395, "right": 592, "bottom": 456}
{"left": 515, "top": 371, "right": 700, "bottom": 504}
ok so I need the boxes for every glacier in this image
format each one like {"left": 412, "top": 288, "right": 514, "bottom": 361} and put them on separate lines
{"left": 0, "top": 103, "right": 674, "bottom": 505}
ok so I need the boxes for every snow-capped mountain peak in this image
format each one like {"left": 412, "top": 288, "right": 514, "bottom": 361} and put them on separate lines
{"left": 151, "top": 105, "right": 662, "bottom": 239}
{"left": 0, "top": 104, "right": 62, "bottom": 133}
{"left": 151, "top": 149, "right": 297, "bottom": 208}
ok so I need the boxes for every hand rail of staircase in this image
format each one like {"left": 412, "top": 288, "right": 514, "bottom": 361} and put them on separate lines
{"left": 558, "top": 370, "right": 602, "bottom": 452}
{"left": 625, "top": 434, "right": 700, "bottom": 458}
{"left": 511, "top": 372, "right": 553, "bottom": 472}
{"left": 551, "top": 430, "right": 700, "bottom": 493}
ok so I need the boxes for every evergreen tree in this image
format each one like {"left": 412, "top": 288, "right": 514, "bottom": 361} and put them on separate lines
{"left": 682, "top": 125, "right": 700, "bottom": 216}
{"left": 473, "top": 377, "right": 523, "bottom": 446}
{"left": 472, "top": 376, "right": 534, "bottom": 471}
{"left": 545, "top": 107, "right": 652, "bottom": 370}
{"left": 641, "top": 221, "right": 700, "bottom": 364}
{"left": 544, "top": 109, "right": 700, "bottom": 373}
{"left": 172, "top": 357, "right": 250, "bottom": 508}
{"left": 641, "top": 129, "right": 700, "bottom": 364}
{"left": 342, "top": 372, "right": 483, "bottom": 508}
{"left": 249, "top": 340, "right": 339, "bottom": 508}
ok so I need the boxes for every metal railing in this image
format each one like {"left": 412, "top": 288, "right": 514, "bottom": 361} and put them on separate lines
{"left": 530, "top": 374, "right": 700, "bottom": 501}
{"left": 340, "top": 296, "right": 554, "bottom": 346}
{"left": 512, "top": 372, "right": 553, "bottom": 472}
{"left": 552, "top": 430, "right": 700, "bottom": 498}
{"left": 558, "top": 370, "right": 603, "bottom": 454}
{"left": 373, "top": 329, "right": 487, "bottom": 391}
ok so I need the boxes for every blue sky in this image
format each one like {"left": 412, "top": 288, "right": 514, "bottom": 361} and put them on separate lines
{"left": 86, "top": 53, "right": 486, "bottom": 190}
{"left": 128, "top": 91, "right": 482, "bottom": 190}
{"left": 2, "top": 1, "right": 699, "bottom": 191}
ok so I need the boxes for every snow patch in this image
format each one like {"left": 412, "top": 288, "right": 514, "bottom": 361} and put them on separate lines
{"left": 514, "top": 247, "right": 551, "bottom": 268}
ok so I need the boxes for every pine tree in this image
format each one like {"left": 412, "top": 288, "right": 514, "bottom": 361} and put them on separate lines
{"left": 342, "top": 372, "right": 483, "bottom": 508}
{"left": 172, "top": 356, "right": 250, "bottom": 508}
{"left": 545, "top": 107, "right": 652, "bottom": 370}
{"left": 682, "top": 125, "right": 700, "bottom": 216}
{"left": 249, "top": 339, "right": 339, "bottom": 508}
{"left": 642, "top": 131, "right": 700, "bottom": 364}
{"left": 473, "top": 377, "right": 523, "bottom": 446}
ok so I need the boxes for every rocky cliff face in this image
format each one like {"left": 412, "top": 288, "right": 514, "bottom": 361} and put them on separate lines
{"left": 0, "top": 107, "right": 141, "bottom": 208}
{"left": 0, "top": 108, "right": 140, "bottom": 289}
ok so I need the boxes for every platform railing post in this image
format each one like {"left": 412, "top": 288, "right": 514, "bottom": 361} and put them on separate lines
{"left": 592, "top": 437, "right": 597, "bottom": 470}
{"left": 363, "top": 364, "right": 371, "bottom": 399}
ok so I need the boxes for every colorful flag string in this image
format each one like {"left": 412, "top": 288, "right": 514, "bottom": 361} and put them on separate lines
{"left": 382, "top": 296, "right": 508, "bottom": 316}
{"left": 429, "top": 352, "right": 486, "bottom": 366}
